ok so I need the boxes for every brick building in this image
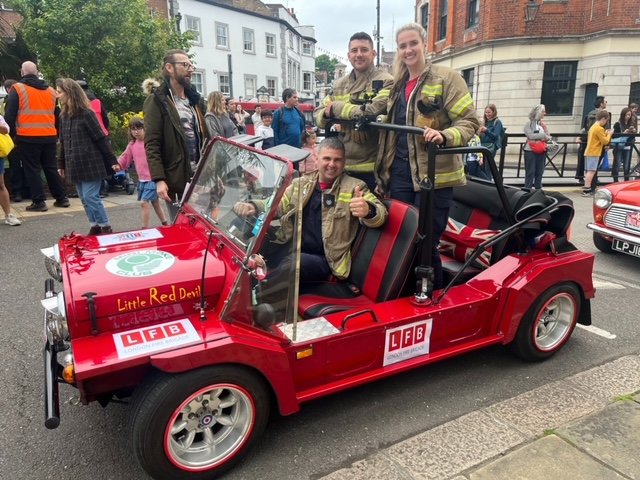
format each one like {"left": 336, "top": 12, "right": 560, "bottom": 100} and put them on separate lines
{"left": 415, "top": 0, "right": 640, "bottom": 134}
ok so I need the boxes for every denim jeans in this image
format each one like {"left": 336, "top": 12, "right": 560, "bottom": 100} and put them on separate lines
{"left": 612, "top": 147, "right": 631, "bottom": 181}
{"left": 524, "top": 150, "right": 545, "bottom": 190}
{"left": 76, "top": 180, "right": 110, "bottom": 226}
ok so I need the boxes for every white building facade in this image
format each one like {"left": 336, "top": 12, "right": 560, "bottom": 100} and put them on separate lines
{"left": 176, "top": 0, "right": 317, "bottom": 104}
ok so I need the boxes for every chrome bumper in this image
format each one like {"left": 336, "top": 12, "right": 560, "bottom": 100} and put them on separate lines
{"left": 586, "top": 223, "right": 640, "bottom": 244}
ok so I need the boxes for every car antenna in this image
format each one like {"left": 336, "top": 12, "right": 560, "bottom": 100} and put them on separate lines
{"left": 197, "top": 229, "right": 216, "bottom": 322}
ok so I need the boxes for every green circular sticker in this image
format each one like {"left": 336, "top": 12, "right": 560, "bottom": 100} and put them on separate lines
{"left": 106, "top": 250, "right": 175, "bottom": 277}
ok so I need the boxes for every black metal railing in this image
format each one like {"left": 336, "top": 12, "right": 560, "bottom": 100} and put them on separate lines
{"left": 497, "top": 132, "right": 640, "bottom": 184}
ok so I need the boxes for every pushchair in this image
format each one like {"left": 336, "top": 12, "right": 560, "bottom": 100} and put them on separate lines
{"left": 101, "top": 169, "right": 136, "bottom": 196}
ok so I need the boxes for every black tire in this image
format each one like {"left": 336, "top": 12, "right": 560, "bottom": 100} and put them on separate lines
{"left": 126, "top": 182, "right": 135, "bottom": 195}
{"left": 592, "top": 232, "right": 612, "bottom": 253}
{"left": 509, "top": 283, "right": 580, "bottom": 362}
{"left": 129, "top": 366, "right": 270, "bottom": 480}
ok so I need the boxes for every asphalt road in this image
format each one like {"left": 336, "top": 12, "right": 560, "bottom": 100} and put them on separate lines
{"left": 1, "top": 189, "right": 638, "bottom": 480}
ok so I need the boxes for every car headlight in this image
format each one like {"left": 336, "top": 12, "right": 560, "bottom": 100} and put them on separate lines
{"left": 594, "top": 189, "right": 612, "bottom": 209}
{"left": 41, "top": 245, "right": 63, "bottom": 282}
{"left": 42, "top": 291, "right": 69, "bottom": 346}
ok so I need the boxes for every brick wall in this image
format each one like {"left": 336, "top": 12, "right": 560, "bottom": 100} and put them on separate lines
{"left": 417, "top": 0, "right": 640, "bottom": 53}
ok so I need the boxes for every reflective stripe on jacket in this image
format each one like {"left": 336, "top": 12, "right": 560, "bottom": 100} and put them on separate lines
{"left": 273, "top": 172, "right": 387, "bottom": 279}
{"left": 14, "top": 83, "right": 57, "bottom": 137}
{"left": 315, "top": 66, "right": 393, "bottom": 174}
{"left": 376, "top": 64, "right": 479, "bottom": 191}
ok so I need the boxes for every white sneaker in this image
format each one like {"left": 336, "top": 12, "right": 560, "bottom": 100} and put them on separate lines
{"left": 4, "top": 213, "right": 22, "bottom": 226}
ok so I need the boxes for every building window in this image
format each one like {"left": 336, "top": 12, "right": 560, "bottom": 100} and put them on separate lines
{"left": 266, "top": 33, "right": 276, "bottom": 57}
{"left": 420, "top": 3, "right": 430, "bottom": 32}
{"left": 243, "top": 28, "right": 255, "bottom": 54}
{"left": 267, "top": 77, "right": 277, "bottom": 98}
{"left": 218, "top": 73, "right": 230, "bottom": 95}
{"left": 244, "top": 75, "right": 257, "bottom": 99}
{"left": 467, "top": 0, "right": 479, "bottom": 27}
{"left": 302, "top": 41, "right": 313, "bottom": 56}
{"left": 541, "top": 61, "right": 577, "bottom": 115}
{"left": 191, "top": 71, "right": 204, "bottom": 94}
{"left": 439, "top": 0, "right": 448, "bottom": 40}
{"left": 185, "top": 16, "right": 201, "bottom": 45}
{"left": 629, "top": 82, "right": 640, "bottom": 106}
{"left": 303, "top": 72, "right": 313, "bottom": 92}
{"left": 215, "top": 22, "right": 229, "bottom": 49}
{"left": 462, "top": 68, "right": 474, "bottom": 96}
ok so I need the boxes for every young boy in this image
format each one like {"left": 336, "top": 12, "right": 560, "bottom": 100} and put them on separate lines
{"left": 256, "top": 110, "right": 274, "bottom": 149}
{"left": 583, "top": 110, "right": 613, "bottom": 196}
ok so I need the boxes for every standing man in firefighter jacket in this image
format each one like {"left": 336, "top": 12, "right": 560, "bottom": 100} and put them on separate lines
{"left": 316, "top": 32, "right": 393, "bottom": 191}
{"left": 4, "top": 61, "right": 69, "bottom": 211}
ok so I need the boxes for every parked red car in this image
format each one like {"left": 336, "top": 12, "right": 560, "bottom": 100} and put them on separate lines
{"left": 588, "top": 180, "right": 640, "bottom": 258}
{"left": 41, "top": 138, "right": 594, "bottom": 479}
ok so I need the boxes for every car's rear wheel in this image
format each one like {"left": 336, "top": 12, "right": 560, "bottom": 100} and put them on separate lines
{"left": 510, "top": 283, "right": 580, "bottom": 362}
{"left": 592, "top": 232, "right": 612, "bottom": 253}
{"left": 130, "top": 366, "right": 270, "bottom": 480}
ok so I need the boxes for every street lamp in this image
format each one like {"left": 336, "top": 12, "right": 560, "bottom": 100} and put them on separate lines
{"left": 524, "top": 0, "right": 539, "bottom": 22}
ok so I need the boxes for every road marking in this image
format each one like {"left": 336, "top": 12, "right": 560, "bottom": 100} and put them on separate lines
{"left": 592, "top": 278, "right": 625, "bottom": 290}
{"left": 593, "top": 275, "right": 640, "bottom": 290}
{"left": 577, "top": 324, "right": 617, "bottom": 339}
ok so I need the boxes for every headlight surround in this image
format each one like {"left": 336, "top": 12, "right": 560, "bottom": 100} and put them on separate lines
{"left": 42, "top": 291, "right": 69, "bottom": 346}
{"left": 42, "top": 245, "right": 63, "bottom": 282}
{"left": 594, "top": 189, "right": 613, "bottom": 209}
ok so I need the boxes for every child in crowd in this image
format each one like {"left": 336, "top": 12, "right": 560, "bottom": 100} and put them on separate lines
{"left": 583, "top": 110, "right": 613, "bottom": 197}
{"left": 300, "top": 129, "right": 318, "bottom": 174}
{"left": 0, "top": 114, "right": 21, "bottom": 226}
{"left": 256, "top": 110, "right": 274, "bottom": 149}
{"left": 117, "top": 116, "right": 169, "bottom": 227}
{"left": 464, "top": 131, "right": 489, "bottom": 180}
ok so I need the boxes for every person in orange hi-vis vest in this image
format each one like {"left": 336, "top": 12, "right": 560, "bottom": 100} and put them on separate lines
{"left": 3, "top": 61, "right": 69, "bottom": 212}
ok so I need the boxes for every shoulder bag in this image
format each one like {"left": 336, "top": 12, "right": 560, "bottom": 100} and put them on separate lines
{"left": 0, "top": 133, "right": 14, "bottom": 158}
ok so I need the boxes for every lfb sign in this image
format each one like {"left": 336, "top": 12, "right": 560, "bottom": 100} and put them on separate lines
{"left": 383, "top": 319, "right": 433, "bottom": 366}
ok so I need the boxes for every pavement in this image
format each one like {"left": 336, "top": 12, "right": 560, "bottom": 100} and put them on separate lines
{"left": 9, "top": 185, "right": 640, "bottom": 480}
{"left": 7, "top": 190, "right": 139, "bottom": 225}
{"left": 320, "top": 355, "right": 640, "bottom": 480}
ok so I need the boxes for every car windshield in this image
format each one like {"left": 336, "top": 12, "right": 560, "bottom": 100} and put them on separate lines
{"left": 184, "top": 140, "right": 288, "bottom": 252}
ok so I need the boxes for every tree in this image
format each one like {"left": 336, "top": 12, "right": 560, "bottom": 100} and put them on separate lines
{"left": 315, "top": 54, "right": 339, "bottom": 83}
{"left": 13, "top": 0, "right": 192, "bottom": 113}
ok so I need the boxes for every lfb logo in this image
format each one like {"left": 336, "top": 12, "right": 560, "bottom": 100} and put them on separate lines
{"left": 120, "top": 322, "right": 187, "bottom": 347}
{"left": 106, "top": 250, "right": 175, "bottom": 277}
{"left": 388, "top": 322, "right": 428, "bottom": 351}
{"left": 626, "top": 211, "right": 640, "bottom": 229}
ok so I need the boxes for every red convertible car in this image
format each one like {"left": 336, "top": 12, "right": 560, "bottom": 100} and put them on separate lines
{"left": 41, "top": 137, "right": 594, "bottom": 479}
{"left": 588, "top": 180, "right": 640, "bottom": 258}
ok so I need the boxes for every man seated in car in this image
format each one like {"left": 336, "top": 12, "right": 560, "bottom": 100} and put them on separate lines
{"left": 233, "top": 137, "right": 387, "bottom": 283}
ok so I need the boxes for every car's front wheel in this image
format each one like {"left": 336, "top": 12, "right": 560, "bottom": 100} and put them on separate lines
{"left": 130, "top": 366, "right": 270, "bottom": 480}
{"left": 510, "top": 283, "right": 580, "bottom": 362}
{"left": 592, "top": 232, "right": 612, "bottom": 253}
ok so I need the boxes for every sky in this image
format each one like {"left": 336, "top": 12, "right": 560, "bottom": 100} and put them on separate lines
{"left": 284, "top": 0, "right": 416, "bottom": 64}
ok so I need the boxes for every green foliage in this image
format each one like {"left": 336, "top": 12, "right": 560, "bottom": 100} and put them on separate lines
{"left": 108, "top": 110, "right": 144, "bottom": 155}
{"left": 315, "top": 54, "right": 339, "bottom": 82}
{"left": 13, "top": 0, "right": 192, "bottom": 114}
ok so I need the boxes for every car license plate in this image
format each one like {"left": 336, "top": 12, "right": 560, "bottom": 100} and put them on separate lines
{"left": 612, "top": 239, "right": 640, "bottom": 258}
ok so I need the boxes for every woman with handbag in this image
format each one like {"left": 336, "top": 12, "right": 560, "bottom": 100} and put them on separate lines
{"left": 611, "top": 107, "right": 636, "bottom": 182}
{"left": 0, "top": 115, "right": 21, "bottom": 225}
{"left": 56, "top": 78, "right": 120, "bottom": 235}
{"left": 523, "top": 104, "right": 551, "bottom": 190}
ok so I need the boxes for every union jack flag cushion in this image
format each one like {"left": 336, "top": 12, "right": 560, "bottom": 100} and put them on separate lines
{"left": 439, "top": 218, "right": 499, "bottom": 268}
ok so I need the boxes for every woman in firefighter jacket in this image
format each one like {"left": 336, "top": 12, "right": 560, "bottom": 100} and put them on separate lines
{"left": 376, "top": 23, "right": 479, "bottom": 288}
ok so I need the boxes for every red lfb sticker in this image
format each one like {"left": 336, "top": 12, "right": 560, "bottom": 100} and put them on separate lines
{"left": 626, "top": 211, "right": 640, "bottom": 229}
{"left": 384, "top": 319, "right": 432, "bottom": 366}
{"left": 113, "top": 319, "right": 200, "bottom": 359}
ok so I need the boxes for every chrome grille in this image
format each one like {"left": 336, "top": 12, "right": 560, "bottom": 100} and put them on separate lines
{"left": 604, "top": 204, "right": 640, "bottom": 235}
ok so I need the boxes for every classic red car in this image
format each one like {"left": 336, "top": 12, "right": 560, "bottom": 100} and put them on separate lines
{"left": 41, "top": 138, "right": 595, "bottom": 479}
{"left": 588, "top": 180, "right": 640, "bottom": 258}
